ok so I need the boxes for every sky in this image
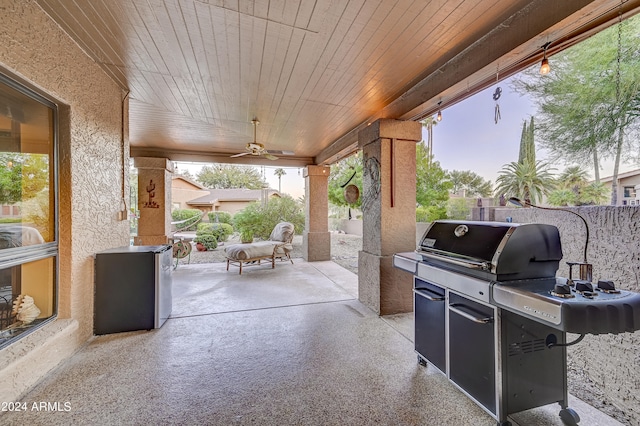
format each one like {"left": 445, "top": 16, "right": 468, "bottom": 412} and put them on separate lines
{"left": 176, "top": 76, "right": 639, "bottom": 199}
{"left": 431, "top": 76, "right": 638, "bottom": 185}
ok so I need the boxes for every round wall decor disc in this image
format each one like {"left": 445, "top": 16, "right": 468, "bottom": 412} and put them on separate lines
{"left": 344, "top": 184, "right": 360, "bottom": 204}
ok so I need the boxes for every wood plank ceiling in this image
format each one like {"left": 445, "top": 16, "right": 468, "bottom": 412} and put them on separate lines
{"left": 35, "top": 0, "right": 640, "bottom": 166}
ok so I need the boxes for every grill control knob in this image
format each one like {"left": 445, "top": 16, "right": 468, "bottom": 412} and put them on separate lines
{"left": 596, "top": 279, "right": 620, "bottom": 294}
{"left": 597, "top": 280, "right": 615, "bottom": 291}
{"left": 553, "top": 283, "right": 572, "bottom": 296}
{"left": 575, "top": 280, "right": 593, "bottom": 293}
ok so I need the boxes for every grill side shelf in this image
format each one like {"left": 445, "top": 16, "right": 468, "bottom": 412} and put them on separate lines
{"left": 560, "top": 290, "right": 640, "bottom": 334}
{"left": 393, "top": 252, "right": 419, "bottom": 274}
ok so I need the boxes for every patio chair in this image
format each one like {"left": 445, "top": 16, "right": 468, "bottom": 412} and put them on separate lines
{"left": 224, "top": 222, "right": 295, "bottom": 274}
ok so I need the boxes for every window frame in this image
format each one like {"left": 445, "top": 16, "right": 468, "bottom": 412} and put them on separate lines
{"left": 0, "top": 69, "right": 59, "bottom": 346}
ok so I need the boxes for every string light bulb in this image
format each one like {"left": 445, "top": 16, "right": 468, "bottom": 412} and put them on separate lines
{"left": 436, "top": 101, "right": 443, "bottom": 122}
{"left": 540, "top": 42, "right": 551, "bottom": 75}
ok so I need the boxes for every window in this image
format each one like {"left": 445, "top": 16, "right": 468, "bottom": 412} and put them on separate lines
{"left": 623, "top": 186, "right": 636, "bottom": 198}
{"left": 0, "top": 71, "right": 57, "bottom": 348}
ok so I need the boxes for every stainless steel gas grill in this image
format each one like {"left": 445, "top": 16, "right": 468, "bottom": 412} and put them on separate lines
{"left": 393, "top": 220, "right": 640, "bottom": 426}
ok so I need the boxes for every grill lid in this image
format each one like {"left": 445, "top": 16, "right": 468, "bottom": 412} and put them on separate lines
{"left": 418, "top": 220, "right": 563, "bottom": 280}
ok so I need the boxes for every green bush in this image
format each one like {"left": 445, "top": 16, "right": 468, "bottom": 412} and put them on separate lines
{"left": 197, "top": 222, "right": 233, "bottom": 242}
{"left": 240, "top": 229, "right": 253, "bottom": 243}
{"left": 446, "top": 198, "right": 472, "bottom": 220}
{"left": 193, "top": 234, "right": 217, "bottom": 250}
{"left": 416, "top": 205, "right": 447, "bottom": 222}
{"left": 207, "top": 211, "right": 232, "bottom": 224}
{"left": 171, "top": 209, "right": 202, "bottom": 231}
{"left": 233, "top": 195, "right": 305, "bottom": 240}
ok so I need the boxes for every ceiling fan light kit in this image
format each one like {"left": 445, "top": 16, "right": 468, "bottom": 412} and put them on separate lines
{"left": 230, "top": 118, "right": 280, "bottom": 160}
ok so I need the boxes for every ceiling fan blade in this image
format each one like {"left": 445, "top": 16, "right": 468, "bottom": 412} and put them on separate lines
{"left": 264, "top": 153, "right": 279, "bottom": 160}
{"left": 230, "top": 152, "right": 250, "bottom": 158}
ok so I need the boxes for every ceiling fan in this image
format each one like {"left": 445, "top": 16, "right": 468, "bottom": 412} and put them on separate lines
{"left": 230, "top": 118, "right": 278, "bottom": 160}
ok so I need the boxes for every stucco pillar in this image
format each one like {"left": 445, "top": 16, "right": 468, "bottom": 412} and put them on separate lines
{"left": 303, "top": 165, "right": 331, "bottom": 261}
{"left": 133, "top": 157, "right": 174, "bottom": 245}
{"left": 358, "top": 119, "right": 421, "bottom": 315}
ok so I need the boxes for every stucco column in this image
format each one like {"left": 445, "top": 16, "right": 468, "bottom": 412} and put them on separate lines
{"left": 358, "top": 119, "right": 421, "bottom": 315}
{"left": 303, "top": 165, "right": 331, "bottom": 261}
{"left": 133, "top": 157, "right": 174, "bottom": 245}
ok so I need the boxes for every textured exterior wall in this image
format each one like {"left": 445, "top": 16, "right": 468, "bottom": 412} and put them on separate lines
{"left": 0, "top": 0, "right": 128, "bottom": 402}
{"left": 495, "top": 206, "right": 640, "bottom": 424}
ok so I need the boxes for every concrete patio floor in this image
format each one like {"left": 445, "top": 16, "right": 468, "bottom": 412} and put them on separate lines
{"left": 2, "top": 259, "right": 623, "bottom": 425}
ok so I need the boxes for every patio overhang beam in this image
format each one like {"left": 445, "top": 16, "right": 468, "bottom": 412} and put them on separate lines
{"left": 131, "top": 147, "right": 314, "bottom": 168}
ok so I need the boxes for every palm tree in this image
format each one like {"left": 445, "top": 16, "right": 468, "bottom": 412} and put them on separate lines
{"left": 421, "top": 116, "right": 438, "bottom": 166}
{"left": 274, "top": 168, "right": 286, "bottom": 193}
{"left": 547, "top": 166, "right": 608, "bottom": 206}
{"left": 558, "top": 166, "right": 589, "bottom": 195}
{"left": 494, "top": 160, "right": 556, "bottom": 205}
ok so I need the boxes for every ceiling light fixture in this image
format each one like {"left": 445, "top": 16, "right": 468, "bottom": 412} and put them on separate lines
{"left": 436, "top": 101, "right": 443, "bottom": 122}
{"left": 540, "top": 42, "right": 551, "bottom": 75}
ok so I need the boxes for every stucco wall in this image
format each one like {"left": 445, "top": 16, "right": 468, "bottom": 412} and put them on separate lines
{"left": 495, "top": 206, "right": 640, "bottom": 424}
{"left": 0, "top": 0, "right": 128, "bottom": 402}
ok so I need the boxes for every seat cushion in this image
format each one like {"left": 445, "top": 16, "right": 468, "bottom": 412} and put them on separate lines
{"left": 225, "top": 241, "right": 276, "bottom": 260}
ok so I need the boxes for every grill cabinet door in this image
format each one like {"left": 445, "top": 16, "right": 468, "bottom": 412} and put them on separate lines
{"left": 448, "top": 292, "right": 496, "bottom": 415}
{"left": 414, "top": 279, "right": 446, "bottom": 373}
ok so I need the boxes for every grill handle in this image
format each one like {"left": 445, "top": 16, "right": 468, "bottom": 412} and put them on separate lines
{"left": 449, "top": 303, "right": 493, "bottom": 324}
{"left": 414, "top": 288, "right": 445, "bottom": 301}
{"left": 419, "top": 251, "right": 490, "bottom": 271}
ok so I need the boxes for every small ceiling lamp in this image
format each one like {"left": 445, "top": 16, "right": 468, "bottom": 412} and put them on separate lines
{"left": 539, "top": 42, "right": 551, "bottom": 75}
{"left": 436, "top": 101, "right": 443, "bottom": 122}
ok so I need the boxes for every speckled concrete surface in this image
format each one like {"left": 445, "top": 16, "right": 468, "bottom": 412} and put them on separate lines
{"left": 1, "top": 261, "right": 622, "bottom": 425}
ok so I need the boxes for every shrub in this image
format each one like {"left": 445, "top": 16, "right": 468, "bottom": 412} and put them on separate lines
{"left": 446, "top": 198, "right": 472, "bottom": 220}
{"left": 416, "top": 205, "right": 447, "bottom": 222}
{"left": 193, "top": 234, "right": 217, "bottom": 250}
{"left": 240, "top": 229, "right": 253, "bottom": 243}
{"left": 207, "top": 211, "right": 232, "bottom": 224}
{"left": 233, "top": 195, "right": 305, "bottom": 240}
{"left": 171, "top": 209, "right": 202, "bottom": 231}
{"left": 197, "top": 222, "right": 233, "bottom": 242}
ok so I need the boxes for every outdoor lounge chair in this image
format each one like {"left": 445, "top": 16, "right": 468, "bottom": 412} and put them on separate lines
{"left": 224, "top": 222, "right": 295, "bottom": 274}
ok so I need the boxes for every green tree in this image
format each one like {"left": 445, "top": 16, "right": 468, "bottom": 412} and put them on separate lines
{"left": 446, "top": 198, "right": 472, "bottom": 220}
{"left": 494, "top": 160, "right": 556, "bottom": 205}
{"left": 175, "top": 169, "right": 195, "bottom": 181}
{"left": 0, "top": 153, "right": 49, "bottom": 204}
{"left": 421, "top": 116, "right": 438, "bottom": 166}
{"left": 447, "top": 170, "right": 493, "bottom": 197}
{"left": 196, "top": 164, "right": 267, "bottom": 189}
{"left": 547, "top": 188, "right": 578, "bottom": 207}
{"left": 517, "top": 117, "right": 536, "bottom": 165}
{"left": 274, "top": 168, "right": 286, "bottom": 193}
{"left": 581, "top": 182, "right": 610, "bottom": 205}
{"left": 416, "top": 142, "right": 452, "bottom": 220}
{"left": 233, "top": 195, "right": 304, "bottom": 239}
{"left": 547, "top": 166, "right": 609, "bottom": 206}
{"left": 512, "top": 16, "right": 640, "bottom": 203}
{"left": 328, "top": 153, "right": 362, "bottom": 209}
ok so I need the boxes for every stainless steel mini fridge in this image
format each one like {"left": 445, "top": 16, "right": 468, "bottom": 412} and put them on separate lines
{"left": 94, "top": 245, "right": 172, "bottom": 334}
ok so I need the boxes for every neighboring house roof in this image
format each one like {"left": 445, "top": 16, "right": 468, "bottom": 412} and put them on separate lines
{"left": 186, "top": 188, "right": 280, "bottom": 206}
{"left": 599, "top": 168, "right": 640, "bottom": 183}
{"left": 172, "top": 175, "right": 207, "bottom": 190}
